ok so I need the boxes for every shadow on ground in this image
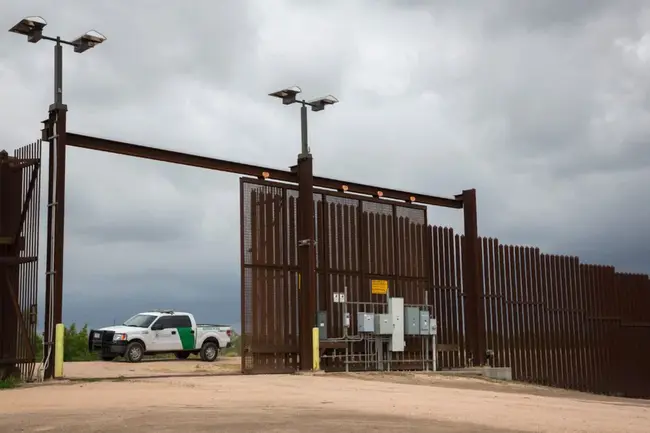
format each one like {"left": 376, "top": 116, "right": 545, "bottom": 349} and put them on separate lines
{"left": 1, "top": 408, "right": 527, "bottom": 433}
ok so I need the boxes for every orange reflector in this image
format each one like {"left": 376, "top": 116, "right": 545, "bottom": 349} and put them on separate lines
{"left": 341, "top": 185, "right": 349, "bottom": 191}
{"left": 409, "top": 196, "right": 416, "bottom": 202}
{"left": 262, "top": 171, "right": 270, "bottom": 179}
{"left": 377, "top": 191, "right": 383, "bottom": 197}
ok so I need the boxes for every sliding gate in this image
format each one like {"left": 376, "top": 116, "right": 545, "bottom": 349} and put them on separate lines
{"left": 240, "top": 177, "right": 431, "bottom": 374}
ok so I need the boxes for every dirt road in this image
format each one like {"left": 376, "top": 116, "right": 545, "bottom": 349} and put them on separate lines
{"left": 2, "top": 370, "right": 649, "bottom": 432}
{"left": 60, "top": 355, "right": 241, "bottom": 379}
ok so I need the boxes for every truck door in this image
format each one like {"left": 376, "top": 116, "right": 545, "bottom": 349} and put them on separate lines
{"left": 150, "top": 316, "right": 181, "bottom": 351}
{"left": 171, "top": 315, "right": 196, "bottom": 351}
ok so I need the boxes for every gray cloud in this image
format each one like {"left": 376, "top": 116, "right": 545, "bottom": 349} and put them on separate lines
{"left": 63, "top": 273, "right": 241, "bottom": 331}
{"left": 1, "top": 0, "right": 649, "bottom": 328}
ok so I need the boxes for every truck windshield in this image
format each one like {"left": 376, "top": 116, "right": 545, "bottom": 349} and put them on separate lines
{"left": 123, "top": 314, "right": 157, "bottom": 328}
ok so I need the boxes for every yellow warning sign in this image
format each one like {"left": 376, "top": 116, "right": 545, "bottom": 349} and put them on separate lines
{"left": 371, "top": 279, "right": 388, "bottom": 295}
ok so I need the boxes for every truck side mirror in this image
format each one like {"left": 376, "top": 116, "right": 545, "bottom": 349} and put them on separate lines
{"left": 151, "top": 322, "right": 163, "bottom": 331}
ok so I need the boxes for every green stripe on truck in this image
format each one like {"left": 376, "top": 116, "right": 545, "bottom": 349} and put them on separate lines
{"left": 177, "top": 327, "right": 195, "bottom": 350}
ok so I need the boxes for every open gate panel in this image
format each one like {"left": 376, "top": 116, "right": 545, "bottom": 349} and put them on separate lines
{"left": 0, "top": 141, "right": 41, "bottom": 381}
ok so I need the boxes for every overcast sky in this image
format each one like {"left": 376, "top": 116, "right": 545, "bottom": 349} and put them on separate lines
{"left": 1, "top": 0, "right": 649, "bottom": 330}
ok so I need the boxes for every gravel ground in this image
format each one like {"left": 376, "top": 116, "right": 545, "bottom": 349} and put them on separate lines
{"left": 1, "top": 360, "right": 649, "bottom": 432}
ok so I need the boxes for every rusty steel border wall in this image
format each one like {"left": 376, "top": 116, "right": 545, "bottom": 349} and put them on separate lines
{"left": 478, "top": 237, "right": 650, "bottom": 399}
{"left": 0, "top": 142, "right": 41, "bottom": 381}
{"left": 240, "top": 178, "right": 650, "bottom": 398}
{"left": 0, "top": 134, "right": 646, "bottom": 400}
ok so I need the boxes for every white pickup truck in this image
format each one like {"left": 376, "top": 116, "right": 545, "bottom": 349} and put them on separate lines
{"left": 88, "top": 310, "right": 232, "bottom": 363}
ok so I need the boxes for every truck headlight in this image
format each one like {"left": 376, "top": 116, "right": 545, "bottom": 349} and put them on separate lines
{"left": 113, "top": 333, "right": 126, "bottom": 341}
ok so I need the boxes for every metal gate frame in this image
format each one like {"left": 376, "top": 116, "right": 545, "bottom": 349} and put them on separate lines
{"left": 0, "top": 141, "right": 42, "bottom": 381}
{"left": 240, "top": 177, "right": 436, "bottom": 374}
{"left": 240, "top": 179, "right": 297, "bottom": 374}
{"left": 0, "top": 130, "right": 470, "bottom": 379}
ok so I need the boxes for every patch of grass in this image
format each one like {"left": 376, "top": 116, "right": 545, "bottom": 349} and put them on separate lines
{"left": 69, "top": 375, "right": 127, "bottom": 384}
{"left": 73, "top": 377, "right": 103, "bottom": 383}
{"left": 0, "top": 377, "right": 22, "bottom": 390}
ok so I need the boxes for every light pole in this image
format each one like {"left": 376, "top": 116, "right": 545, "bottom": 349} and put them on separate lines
{"left": 9, "top": 17, "right": 107, "bottom": 111}
{"left": 268, "top": 86, "right": 339, "bottom": 158}
{"left": 268, "top": 86, "right": 338, "bottom": 371}
{"left": 9, "top": 16, "right": 106, "bottom": 380}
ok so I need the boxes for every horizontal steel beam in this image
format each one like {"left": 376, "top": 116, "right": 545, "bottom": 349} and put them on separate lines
{"left": 66, "top": 133, "right": 463, "bottom": 208}
{"left": 312, "top": 175, "right": 462, "bottom": 208}
{"left": 66, "top": 133, "right": 294, "bottom": 182}
{"left": 5, "top": 158, "right": 40, "bottom": 170}
{"left": 0, "top": 358, "right": 36, "bottom": 365}
{"left": 0, "top": 257, "right": 38, "bottom": 265}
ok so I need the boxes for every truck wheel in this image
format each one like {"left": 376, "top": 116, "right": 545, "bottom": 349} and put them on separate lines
{"left": 175, "top": 352, "right": 190, "bottom": 360}
{"left": 200, "top": 342, "right": 219, "bottom": 362}
{"left": 101, "top": 355, "right": 116, "bottom": 362}
{"left": 125, "top": 341, "right": 144, "bottom": 363}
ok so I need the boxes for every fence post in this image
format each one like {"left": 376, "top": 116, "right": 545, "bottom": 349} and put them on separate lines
{"left": 296, "top": 153, "right": 315, "bottom": 371}
{"left": 43, "top": 106, "right": 67, "bottom": 380}
{"left": 460, "top": 189, "right": 485, "bottom": 366}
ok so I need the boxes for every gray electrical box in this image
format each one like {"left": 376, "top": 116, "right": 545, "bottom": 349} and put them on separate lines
{"left": 419, "top": 310, "right": 430, "bottom": 335}
{"left": 389, "top": 297, "right": 405, "bottom": 352}
{"left": 374, "top": 314, "right": 392, "bottom": 335}
{"left": 317, "top": 311, "right": 328, "bottom": 340}
{"left": 404, "top": 307, "right": 420, "bottom": 335}
{"left": 429, "top": 317, "right": 437, "bottom": 336}
{"left": 357, "top": 312, "right": 375, "bottom": 333}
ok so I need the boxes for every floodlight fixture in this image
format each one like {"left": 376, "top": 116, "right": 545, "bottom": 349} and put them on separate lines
{"left": 72, "top": 30, "right": 107, "bottom": 53}
{"left": 269, "top": 86, "right": 302, "bottom": 105}
{"left": 268, "top": 86, "right": 339, "bottom": 158}
{"left": 308, "top": 95, "right": 339, "bottom": 112}
{"left": 9, "top": 15, "right": 107, "bottom": 110}
{"left": 8, "top": 16, "right": 47, "bottom": 43}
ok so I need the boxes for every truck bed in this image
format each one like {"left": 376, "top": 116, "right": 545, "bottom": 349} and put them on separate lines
{"left": 196, "top": 324, "right": 231, "bottom": 330}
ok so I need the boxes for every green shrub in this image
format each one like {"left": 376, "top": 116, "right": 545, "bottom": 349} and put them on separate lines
{"left": 33, "top": 333, "right": 43, "bottom": 360}
{"left": 63, "top": 323, "right": 97, "bottom": 362}
{"left": 30, "top": 323, "right": 97, "bottom": 363}
{"left": 0, "top": 376, "right": 21, "bottom": 390}
{"left": 222, "top": 332, "right": 241, "bottom": 356}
